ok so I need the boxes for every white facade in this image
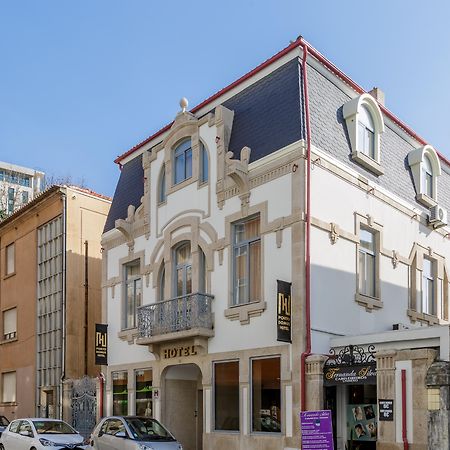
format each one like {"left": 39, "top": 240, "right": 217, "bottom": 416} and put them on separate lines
{"left": 102, "top": 40, "right": 450, "bottom": 450}
{"left": 0, "top": 160, "right": 45, "bottom": 216}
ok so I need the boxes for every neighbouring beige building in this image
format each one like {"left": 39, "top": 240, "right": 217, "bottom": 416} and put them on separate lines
{"left": 0, "top": 185, "right": 110, "bottom": 426}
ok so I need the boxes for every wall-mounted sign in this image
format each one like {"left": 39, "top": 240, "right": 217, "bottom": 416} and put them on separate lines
{"left": 347, "top": 404, "right": 377, "bottom": 442}
{"left": 277, "top": 280, "right": 292, "bottom": 343}
{"left": 300, "top": 410, "right": 334, "bottom": 450}
{"left": 378, "top": 399, "right": 394, "bottom": 421}
{"left": 163, "top": 345, "right": 197, "bottom": 359}
{"left": 95, "top": 324, "right": 108, "bottom": 365}
{"left": 324, "top": 364, "right": 376, "bottom": 386}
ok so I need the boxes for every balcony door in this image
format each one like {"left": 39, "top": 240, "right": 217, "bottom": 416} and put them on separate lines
{"left": 174, "top": 242, "right": 192, "bottom": 297}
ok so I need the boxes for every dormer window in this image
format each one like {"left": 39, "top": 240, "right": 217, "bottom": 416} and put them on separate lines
{"left": 407, "top": 145, "right": 441, "bottom": 207}
{"left": 358, "top": 105, "right": 375, "bottom": 159}
{"left": 174, "top": 139, "right": 192, "bottom": 184}
{"left": 343, "top": 93, "right": 385, "bottom": 176}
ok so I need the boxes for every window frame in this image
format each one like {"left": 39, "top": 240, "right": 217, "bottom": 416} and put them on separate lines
{"left": 355, "top": 216, "right": 383, "bottom": 311}
{"left": 122, "top": 260, "right": 142, "bottom": 331}
{"left": 232, "top": 215, "right": 261, "bottom": 306}
{"left": 343, "top": 93, "right": 385, "bottom": 176}
{"left": 5, "top": 243, "right": 15, "bottom": 277}
{"left": 3, "top": 307, "right": 17, "bottom": 341}
{"left": 213, "top": 359, "right": 240, "bottom": 433}
{"left": 250, "top": 355, "right": 282, "bottom": 435}
{"left": 1, "top": 371, "right": 16, "bottom": 404}
{"left": 407, "top": 145, "right": 442, "bottom": 207}
{"left": 173, "top": 139, "right": 193, "bottom": 185}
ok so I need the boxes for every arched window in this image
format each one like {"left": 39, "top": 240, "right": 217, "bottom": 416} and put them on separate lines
{"left": 173, "top": 140, "right": 192, "bottom": 184}
{"left": 358, "top": 105, "right": 375, "bottom": 159}
{"left": 422, "top": 155, "right": 433, "bottom": 198}
{"left": 174, "top": 242, "right": 192, "bottom": 297}
{"left": 408, "top": 145, "right": 441, "bottom": 206}
{"left": 343, "top": 93, "right": 385, "bottom": 176}
{"left": 158, "top": 164, "right": 166, "bottom": 204}
{"left": 200, "top": 142, "right": 209, "bottom": 184}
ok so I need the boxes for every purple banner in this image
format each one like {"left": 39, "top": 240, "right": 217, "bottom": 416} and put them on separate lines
{"left": 300, "top": 410, "right": 334, "bottom": 450}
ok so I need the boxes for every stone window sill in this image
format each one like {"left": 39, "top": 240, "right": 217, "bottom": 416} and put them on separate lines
{"left": 416, "top": 193, "right": 437, "bottom": 208}
{"left": 118, "top": 328, "right": 139, "bottom": 344}
{"left": 224, "top": 301, "right": 267, "bottom": 325}
{"left": 0, "top": 337, "right": 18, "bottom": 345}
{"left": 355, "top": 293, "right": 383, "bottom": 312}
{"left": 407, "top": 309, "right": 440, "bottom": 326}
{"left": 351, "top": 151, "right": 384, "bottom": 176}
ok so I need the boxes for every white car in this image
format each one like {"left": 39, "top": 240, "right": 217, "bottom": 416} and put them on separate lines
{"left": 89, "top": 416, "right": 182, "bottom": 450}
{"left": 0, "top": 418, "right": 88, "bottom": 450}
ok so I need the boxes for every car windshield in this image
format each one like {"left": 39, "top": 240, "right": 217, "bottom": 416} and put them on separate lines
{"left": 0, "top": 417, "right": 9, "bottom": 427}
{"left": 125, "top": 418, "right": 175, "bottom": 441}
{"left": 33, "top": 420, "right": 77, "bottom": 435}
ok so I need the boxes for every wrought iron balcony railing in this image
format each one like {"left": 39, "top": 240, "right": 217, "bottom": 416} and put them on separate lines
{"left": 137, "top": 292, "right": 214, "bottom": 339}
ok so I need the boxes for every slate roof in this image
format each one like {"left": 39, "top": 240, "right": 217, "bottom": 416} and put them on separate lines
{"left": 103, "top": 154, "right": 144, "bottom": 233}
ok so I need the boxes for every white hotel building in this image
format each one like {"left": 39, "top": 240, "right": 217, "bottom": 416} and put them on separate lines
{"left": 101, "top": 38, "right": 450, "bottom": 450}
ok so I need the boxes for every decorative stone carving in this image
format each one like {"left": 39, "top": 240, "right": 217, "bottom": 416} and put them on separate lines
{"left": 226, "top": 146, "right": 252, "bottom": 212}
{"left": 330, "top": 222, "right": 339, "bottom": 244}
{"left": 392, "top": 250, "right": 399, "bottom": 268}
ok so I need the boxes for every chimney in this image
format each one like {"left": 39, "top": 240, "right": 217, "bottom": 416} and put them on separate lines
{"left": 369, "top": 87, "right": 385, "bottom": 106}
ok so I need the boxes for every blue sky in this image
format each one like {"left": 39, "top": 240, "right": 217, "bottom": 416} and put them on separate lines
{"left": 1, "top": 1, "right": 449, "bottom": 196}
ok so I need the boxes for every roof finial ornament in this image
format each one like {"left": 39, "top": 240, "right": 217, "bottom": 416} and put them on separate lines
{"left": 180, "top": 97, "right": 188, "bottom": 113}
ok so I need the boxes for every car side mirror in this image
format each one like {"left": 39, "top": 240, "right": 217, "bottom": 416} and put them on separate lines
{"left": 20, "top": 430, "right": 33, "bottom": 437}
{"left": 116, "top": 431, "right": 127, "bottom": 438}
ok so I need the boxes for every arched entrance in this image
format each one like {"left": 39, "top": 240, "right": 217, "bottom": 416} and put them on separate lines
{"left": 162, "top": 364, "right": 203, "bottom": 450}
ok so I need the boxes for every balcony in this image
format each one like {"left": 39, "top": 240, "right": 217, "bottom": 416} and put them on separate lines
{"left": 136, "top": 292, "right": 214, "bottom": 346}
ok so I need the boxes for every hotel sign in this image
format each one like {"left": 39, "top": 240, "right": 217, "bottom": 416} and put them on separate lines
{"left": 324, "top": 364, "right": 376, "bottom": 386}
{"left": 163, "top": 345, "right": 198, "bottom": 359}
{"left": 277, "top": 280, "right": 292, "bottom": 343}
{"left": 95, "top": 324, "right": 108, "bottom": 365}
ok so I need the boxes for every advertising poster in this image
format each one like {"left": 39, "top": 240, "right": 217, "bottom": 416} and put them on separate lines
{"left": 347, "top": 404, "right": 377, "bottom": 442}
{"left": 300, "top": 410, "right": 334, "bottom": 450}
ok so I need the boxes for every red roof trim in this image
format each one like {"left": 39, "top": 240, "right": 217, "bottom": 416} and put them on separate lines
{"left": 115, "top": 37, "right": 450, "bottom": 168}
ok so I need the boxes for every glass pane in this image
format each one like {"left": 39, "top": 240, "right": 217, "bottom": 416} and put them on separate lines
{"left": 359, "top": 105, "right": 374, "bottom": 131}
{"left": 359, "top": 251, "right": 365, "bottom": 294}
{"left": 235, "top": 246, "right": 248, "bottom": 304}
{"left": 235, "top": 217, "right": 260, "bottom": 244}
{"left": 113, "top": 372, "right": 128, "bottom": 416}
{"left": 425, "top": 172, "right": 433, "bottom": 197}
{"left": 422, "top": 278, "right": 429, "bottom": 314}
{"left": 177, "top": 269, "right": 183, "bottom": 297}
{"left": 366, "top": 129, "right": 375, "bottom": 159}
{"left": 185, "top": 265, "right": 192, "bottom": 295}
{"left": 199, "top": 250, "right": 206, "bottom": 293}
{"left": 176, "top": 244, "right": 191, "bottom": 265}
{"left": 159, "top": 168, "right": 166, "bottom": 203}
{"left": 249, "top": 241, "right": 261, "bottom": 301}
{"left": 423, "top": 259, "right": 433, "bottom": 278}
{"left": 135, "top": 370, "right": 153, "bottom": 417}
{"left": 201, "top": 144, "right": 209, "bottom": 182}
{"left": 360, "top": 229, "right": 374, "bottom": 252}
{"left": 185, "top": 148, "right": 192, "bottom": 179}
{"left": 252, "top": 358, "right": 281, "bottom": 433}
{"left": 366, "top": 253, "right": 375, "bottom": 297}
{"left": 214, "top": 361, "right": 239, "bottom": 431}
{"left": 135, "top": 278, "right": 142, "bottom": 309}
{"left": 358, "top": 122, "right": 366, "bottom": 154}
{"left": 175, "top": 153, "right": 184, "bottom": 184}
{"left": 126, "top": 283, "right": 135, "bottom": 328}
{"left": 428, "top": 280, "right": 435, "bottom": 315}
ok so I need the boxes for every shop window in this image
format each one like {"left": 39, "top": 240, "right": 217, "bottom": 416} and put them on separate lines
{"left": 232, "top": 215, "right": 261, "bottom": 305}
{"left": 2, "top": 371, "right": 16, "bottom": 403}
{"left": 112, "top": 371, "right": 128, "bottom": 415}
{"left": 214, "top": 361, "right": 239, "bottom": 431}
{"left": 200, "top": 142, "right": 209, "bottom": 184}
{"left": 158, "top": 165, "right": 166, "bottom": 204}
{"left": 123, "top": 260, "right": 142, "bottom": 330}
{"left": 343, "top": 93, "right": 385, "bottom": 176}
{"left": 407, "top": 145, "right": 441, "bottom": 207}
{"left": 173, "top": 139, "right": 192, "bottom": 185}
{"left": 251, "top": 357, "right": 281, "bottom": 433}
{"left": 3, "top": 307, "right": 17, "bottom": 341}
{"left": 6, "top": 243, "right": 15, "bottom": 275}
{"left": 135, "top": 369, "right": 153, "bottom": 417}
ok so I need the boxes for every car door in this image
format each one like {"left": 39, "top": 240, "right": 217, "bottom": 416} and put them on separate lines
{"left": 15, "top": 420, "right": 35, "bottom": 450}
{"left": 1, "top": 420, "right": 21, "bottom": 450}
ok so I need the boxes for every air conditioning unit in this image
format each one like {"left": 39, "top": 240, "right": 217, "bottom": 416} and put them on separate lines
{"left": 429, "top": 204, "right": 448, "bottom": 228}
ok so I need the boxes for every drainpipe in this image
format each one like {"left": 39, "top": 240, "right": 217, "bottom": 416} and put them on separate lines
{"left": 401, "top": 369, "right": 409, "bottom": 450}
{"left": 60, "top": 191, "right": 67, "bottom": 419}
{"left": 97, "top": 372, "right": 105, "bottom": 420}
{"left": 299, "top": 37, "right": 312, "bottom": 412}
{"left": 84, "top": 240, "right": 89, "bottom": 376}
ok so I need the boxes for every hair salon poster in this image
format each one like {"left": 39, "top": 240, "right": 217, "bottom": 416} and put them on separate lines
{"left": 347, "top": 404, "right": 377, "bottom": 442}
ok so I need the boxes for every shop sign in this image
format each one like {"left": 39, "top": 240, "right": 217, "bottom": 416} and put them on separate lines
{"left": 300, "top": 410, "right": 334, "bottom": 450}
{"left": 163, "top": 345, "right": 197, "bottom": 359}
{"left": 95, "top": 324, "right": 108, "bottom": 365}
{"left": 277, "top": 280, "right": 292, "bottom": 343}
{"left": 378, "top": 399, "right": 394, "bottom": 421}
{"left": 324, "top": 364, "right": 376, "bottom": 386}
